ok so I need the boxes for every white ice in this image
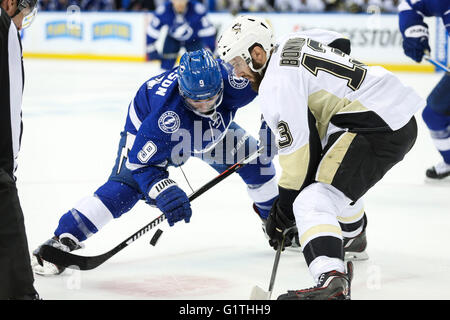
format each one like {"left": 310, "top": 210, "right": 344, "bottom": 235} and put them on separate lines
{"left": 17, "top": 58, "right": 449, "bottom": 300}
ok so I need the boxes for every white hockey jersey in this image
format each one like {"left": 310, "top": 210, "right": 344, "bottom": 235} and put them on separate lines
{"left": 259, "top": 31, "right": 425, "bottom": 192}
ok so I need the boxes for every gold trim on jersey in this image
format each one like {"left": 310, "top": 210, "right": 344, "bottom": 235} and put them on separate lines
{"left": 278, "top": 144, "right": 310, "bottom": 191}
{"left": 299, "top": 224, "right": 342, "bottom": 246}
{"left": 316, "top": 132, "right": 357, "bottom": 184}
{"left": 308, "top": 90, "right": 368, "bottom": 139}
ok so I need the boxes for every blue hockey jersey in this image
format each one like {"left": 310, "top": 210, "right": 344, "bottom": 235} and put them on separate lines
{"left": 399, "top": 0, "right": 450, "bottom": 34}
{"left": 146, "top": 0, "right": 216, "bottom": 51}
{"left": 125, "top": 62, "right": 256, "bottom": 199}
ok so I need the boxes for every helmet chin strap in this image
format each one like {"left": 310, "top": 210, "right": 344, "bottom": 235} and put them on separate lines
{"left": 12, "top": 8, "right": 21, "bottom": 18}
{"left": 250, "top": 60, "right": 268, "bottom": 75}
{"left": 248, "top": 49, "right": 272, "bottom": 75}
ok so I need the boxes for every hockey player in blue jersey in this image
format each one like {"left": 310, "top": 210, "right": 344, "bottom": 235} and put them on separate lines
{"left": 399, "top": 0, "right": 450, "bottom": 179}
{"left": 31, "top": 49, "right": 279, "bottom": 275}
{"left": 146, "top": 0, "right": 216, "bottom": 72}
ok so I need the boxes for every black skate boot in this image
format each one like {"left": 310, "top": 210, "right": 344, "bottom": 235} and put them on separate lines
{"left": 426, "top": 161, "right": 450, "bottom": 179}
{"left": 344, "top": 230, "right": 368, "bottom": 261}
{"left": 277, "top": 261, "right": 353, "bottom": 300}
{"left": 32, "top": 235, "right": 83, "bottom": 276}
{"left": 13, "top": 293, "right": 41, "bottom": 300}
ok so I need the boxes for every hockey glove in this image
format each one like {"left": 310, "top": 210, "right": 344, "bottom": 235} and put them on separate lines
{"left": 150, "top": 179, "right": 192, "bottom": 227}
{"left": 402, "top": 23, "right": 430, "bottom": 63}
{"left": 265, "top": 199, "right": 297, "bottom": 251}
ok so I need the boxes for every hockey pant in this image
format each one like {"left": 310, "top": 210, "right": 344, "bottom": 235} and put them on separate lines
{"left": 0, "top": 169, "right": 37, "bottom": 299}
{"left": 294, "top": 117, "right": 417, "bottom": 282}
{"left": 421, "top": 73, "right": 450, "bottom": 164}
{"left": 54, "top": 122, "right": 278, "bottom": 242}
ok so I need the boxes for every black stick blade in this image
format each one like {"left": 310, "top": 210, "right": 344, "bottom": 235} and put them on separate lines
{"left": 39, "top": 245, "right": 107, "bottom": 271}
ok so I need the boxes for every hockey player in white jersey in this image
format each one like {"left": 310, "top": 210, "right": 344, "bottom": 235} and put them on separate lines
{"left": 218, "top": 15, "right": 424, "bottom": 300}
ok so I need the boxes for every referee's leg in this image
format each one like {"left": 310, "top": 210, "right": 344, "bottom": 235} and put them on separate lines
{"left": 0, "top": 169, "right": 38, "bottom": 300}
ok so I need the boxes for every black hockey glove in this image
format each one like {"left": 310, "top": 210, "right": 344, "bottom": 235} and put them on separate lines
{"left": 265, "top": 199, "right": 297, "bottom": 251}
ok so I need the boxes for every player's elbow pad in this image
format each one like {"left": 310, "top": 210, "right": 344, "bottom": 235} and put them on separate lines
{"left": 328, "top": 38, "right": 351, "bottom": 55}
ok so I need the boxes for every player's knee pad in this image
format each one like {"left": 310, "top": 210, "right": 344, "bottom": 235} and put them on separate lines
{"left": 94, "top": 180, "right": 141, "bottom": 219}
{"left": 247, "top": 175, "right": 279, "bottom": 219}
{"left": 426, "top": 74, "right": 450, "bottom": 115}
{"left": 293, "top": 182, "right": 351, "bottom": 244}
{"left": 422, "top": 105, "right": 450, "bottom": 131}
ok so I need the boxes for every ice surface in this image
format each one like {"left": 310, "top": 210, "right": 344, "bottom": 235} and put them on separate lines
{"left": 17, "top": 59, "right": 449, "bottom": 300}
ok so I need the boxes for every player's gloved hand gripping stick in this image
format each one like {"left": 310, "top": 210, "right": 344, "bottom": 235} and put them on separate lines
{"left": 38, "top": 148, "right": 264, "bottom": 271}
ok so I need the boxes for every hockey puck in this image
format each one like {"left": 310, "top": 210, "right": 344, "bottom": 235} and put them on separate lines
{"left": 150, "top": 229, "right": 163, "bottom": 246}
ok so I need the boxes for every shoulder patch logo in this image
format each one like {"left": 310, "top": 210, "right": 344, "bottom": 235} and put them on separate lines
{"left": 228, "top": 74, "right": 249, "bottom": 89}
{"left": 158, "top": 111, "right": 180, "bottom": 134}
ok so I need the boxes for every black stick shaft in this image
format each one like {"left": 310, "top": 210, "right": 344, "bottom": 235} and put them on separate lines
{"left": 39, "top": 148, "right": 262, "bottom": 270}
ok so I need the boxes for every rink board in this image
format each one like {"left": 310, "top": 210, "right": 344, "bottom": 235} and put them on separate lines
{"left": 21, "top": 11, "right": 447, "bottom": 72}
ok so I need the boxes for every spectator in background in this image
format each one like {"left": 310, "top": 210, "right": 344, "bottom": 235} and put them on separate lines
{"left": 146, "top": 0, "right": 216, "bottom": 71}
{"left": 241, "top": 0, "right": 273, "bottom": 12}
{"left": 127, "top": 0, "right": 162, "bottom": 11}
{"left": 344, "top": 0, "right": 380, "bottom": 12}
{"left": 382, "top": 0, "right": 399, "bottom": 12}
{"left": 38, "top": 0, "right": 79, "bottom": 10}
{"left": 274, "top": 0, "right": 325, "bottom": 12}
{"left": 38, "top": 0, "right": 52, "bottom": 10}
{"left": 81, "top": 0, "right": 113, "bottom": 10}
{"left": 128, "top": 0, "right": 152, "bottom": 10}
{"left": 344, "top": 0, "right": 399, "bottom": 13}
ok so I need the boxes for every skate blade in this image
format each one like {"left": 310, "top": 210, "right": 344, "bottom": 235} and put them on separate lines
{"left": 31, "top": 255, "right": 64, "bottom": 276}
{"left": 250, "top": 285, "right": 271, "bottom": 300}
{"left": 425, "top": 177, "right": 450, "bottom": 184}
{"left": 345, "top": 251, "right": 369, "bottom": 261}
{"left": 285, "top": 245, "right": 301, "bottom": 253}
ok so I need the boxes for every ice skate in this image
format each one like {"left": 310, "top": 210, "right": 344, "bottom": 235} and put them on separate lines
{"left": 425, "top": 161, "right": 450, "bottom": 179}
{"left": 32, "top": 234, "right": 83, "bottom": 276}
{"left": 277, "top": 261, "right": 353, "bottom": 300}
{"left": 344, "top": 230, "right": 369, "bottom": 261}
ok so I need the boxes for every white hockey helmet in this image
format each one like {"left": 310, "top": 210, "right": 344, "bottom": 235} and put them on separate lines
{"left": 217, "top": 15, "right": 274, "bottom": 74}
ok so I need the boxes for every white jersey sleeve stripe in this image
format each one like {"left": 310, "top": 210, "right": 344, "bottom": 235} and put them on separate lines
{"left": 128, "top": 100, "right": 142, "bottom": 131}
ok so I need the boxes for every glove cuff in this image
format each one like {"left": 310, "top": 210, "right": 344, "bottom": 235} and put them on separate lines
{"left": 404, "top": 25, "right": 429, "bottom": 38}
{"left": 275, "top": 201, "right": 296, "bottom": 228}
{"left": 149, "top": 178, "right": 178, "bottom": 199}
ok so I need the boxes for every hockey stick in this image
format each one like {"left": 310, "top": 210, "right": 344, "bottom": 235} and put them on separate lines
{"left": 38, "top": 148, "right": 263, "bottom": 271}
{"left": 250, "top": 236, "right": 285, "bottom": 300}
{"left": 424, "top": 51, "right": 450, "bottom": 73}
{"left": 250, "top": 226, "right": 297, "bottom": 300}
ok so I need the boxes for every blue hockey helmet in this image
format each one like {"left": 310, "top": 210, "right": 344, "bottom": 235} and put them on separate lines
{"left": 178, "top": 49, "right": 224, "bottom": 118}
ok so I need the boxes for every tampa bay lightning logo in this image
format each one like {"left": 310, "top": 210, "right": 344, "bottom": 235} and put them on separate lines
{"left": 158, "top": 111, "right": 180, "bottom": 134}
{"left": 170, "top": 23, "right": 194, "bottom": 41}
{"left": 228, "top": 74, "right": 249, "bottom": 89}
